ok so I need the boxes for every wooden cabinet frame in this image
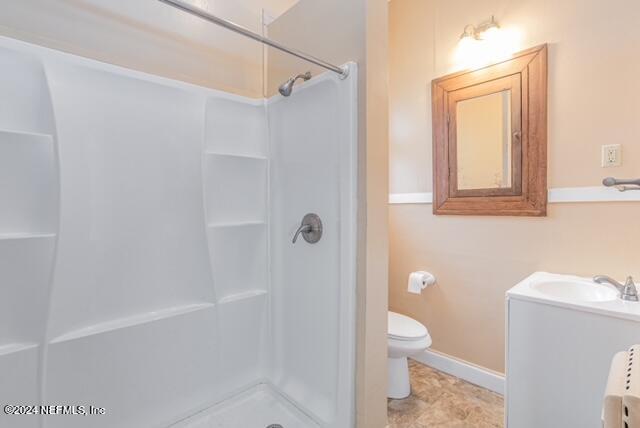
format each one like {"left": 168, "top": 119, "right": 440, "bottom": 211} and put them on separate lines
{"left": 432, "top": 44, "right": 548, "bottom": 216}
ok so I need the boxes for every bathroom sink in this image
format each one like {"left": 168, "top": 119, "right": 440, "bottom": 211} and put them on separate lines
{"left": 509, "top": 272, "right": 640, "bottom": 323}
{"left": 530, "top": 279, "right": 618, "bottom": 302}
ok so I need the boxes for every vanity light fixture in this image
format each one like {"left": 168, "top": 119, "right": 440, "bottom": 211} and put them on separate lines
{"left": 459, "top": 16, "right": 500, "bottom": 41}
{"left": 460, "top": 24, "right": 477, "bottom": 42}
{"left": 455, "top": 15, "right": 515, "bottom": 70}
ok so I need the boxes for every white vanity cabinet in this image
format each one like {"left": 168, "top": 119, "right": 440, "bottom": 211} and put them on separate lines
{"left": 506, "top": 272, "right": 640, "bottom": 428}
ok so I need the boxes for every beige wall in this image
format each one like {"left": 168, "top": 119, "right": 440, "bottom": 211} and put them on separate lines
{"left": 266, "top": 1, "right": 363, "bottom": 95}
{"left": 269, "top": 2, "right": 389, "bottom": 427}
{"left": 389, "top": 0, "right": 640, "bottom": 374}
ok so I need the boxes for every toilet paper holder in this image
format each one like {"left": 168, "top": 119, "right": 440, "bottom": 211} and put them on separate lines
{"left": 408, "top": 271, "right": 436, "bottom": 294}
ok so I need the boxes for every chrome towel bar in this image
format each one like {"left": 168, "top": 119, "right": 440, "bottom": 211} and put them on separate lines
{"left": 602, "top": 177, "right": 640, "bottom": 192}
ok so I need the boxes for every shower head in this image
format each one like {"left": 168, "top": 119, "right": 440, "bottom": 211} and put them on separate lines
{"left": 278, "top": 71, "right": 312, "bottom": 97}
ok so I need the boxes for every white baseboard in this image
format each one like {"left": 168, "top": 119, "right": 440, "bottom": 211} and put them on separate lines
{"left": 411, "top": 349, "right": 505, "bottom": 395}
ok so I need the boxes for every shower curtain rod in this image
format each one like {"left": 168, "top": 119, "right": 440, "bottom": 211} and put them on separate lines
{"left": 157, "top": 0, "right": 349, "bottom": 78}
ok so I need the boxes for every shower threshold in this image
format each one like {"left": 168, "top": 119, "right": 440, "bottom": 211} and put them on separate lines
{"left": 171, "top": 384, "right": 319, "bottom": 428}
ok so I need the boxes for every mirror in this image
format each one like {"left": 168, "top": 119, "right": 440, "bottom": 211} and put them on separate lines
{"left": 432, "top": 44, "right": 548, "bottom": 216}
{"left": 456, "top": 90, "right": 512, "bottom": 190}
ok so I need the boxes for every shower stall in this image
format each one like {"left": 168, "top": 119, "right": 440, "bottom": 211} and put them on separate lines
{"left": 0, "top": 4, "right": 357, "bottom": 427}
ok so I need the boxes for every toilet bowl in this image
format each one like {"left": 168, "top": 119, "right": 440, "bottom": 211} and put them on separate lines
{"left": 387, "top": 311, "right": 431, "bottom": 399}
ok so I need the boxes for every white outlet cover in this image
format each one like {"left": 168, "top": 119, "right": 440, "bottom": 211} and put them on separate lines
{"left": 601, "top": 144, "right": 622, "bottom": 167}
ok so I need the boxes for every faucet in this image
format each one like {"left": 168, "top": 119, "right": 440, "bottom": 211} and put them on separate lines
{"left": 292, "top": 213, "right": 323, "bottom": 244}
{"left": 292, "top": 223, "right": 313, "bottom": 243}
{"left": 593, "top": 275, "right": 639, "bottom": 302}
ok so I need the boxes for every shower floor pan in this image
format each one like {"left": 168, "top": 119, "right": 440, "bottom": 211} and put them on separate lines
{"left": 172, "top": 384, "right": 319, "bottom": 428}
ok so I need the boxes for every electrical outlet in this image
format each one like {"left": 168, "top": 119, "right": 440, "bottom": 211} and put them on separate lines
{"left": 602, "top": 144, "right": 622, "bottom": 167}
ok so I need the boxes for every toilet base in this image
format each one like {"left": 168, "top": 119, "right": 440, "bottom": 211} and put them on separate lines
{"left": 387, "top": 356, "right": 411, "bottom": 399}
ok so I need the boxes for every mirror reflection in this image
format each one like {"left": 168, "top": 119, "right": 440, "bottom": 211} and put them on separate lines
{"left": 456, "top": 90, "right": 511, "bottom": 190}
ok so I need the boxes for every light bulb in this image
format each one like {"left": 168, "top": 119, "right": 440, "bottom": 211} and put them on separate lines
{"left": 455, "top": 35, "right": 483, "bottom": 69}
{"left": 455, "top": 18, "right": 521, "bottom": 70}
{"left": 479, "top": 25, "right": 500, "bottom": 41}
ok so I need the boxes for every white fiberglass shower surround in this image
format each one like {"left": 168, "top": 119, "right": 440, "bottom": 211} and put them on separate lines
{"left": 0, "top": 30, "right": 357, "bottom": 428}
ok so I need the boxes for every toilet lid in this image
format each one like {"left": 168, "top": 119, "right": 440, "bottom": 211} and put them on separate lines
{"left": 388, "top": 311, "right": 428, "bottom": 341}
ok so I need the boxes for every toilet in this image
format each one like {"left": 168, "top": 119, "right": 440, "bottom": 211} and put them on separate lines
{"left": 387, "top": 311, "right": 432, "bottom": 399}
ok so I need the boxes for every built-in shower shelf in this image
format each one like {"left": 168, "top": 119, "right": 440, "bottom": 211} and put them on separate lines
{"left": 204, "top": 153, "right": 267, "bottom": 225}
{"left": 0, "top": 126, "right": 56, "bottom": 234}
{"left": 0, "top": 233, "right": 56, "bottom": 241}
{"left": 0, "top": 342, "right": 38, "bottom": 357}
{"left": 49, "top": 302, "right": 216, "bottom": 344}
{"left": 204, "top": 151, "right": 267, "bottom": 161}
{"left": 0, "top": 127, "right": 53, "bottom": 140}
{"left": 219, "top": 289, "right": 267, "bottom": 304}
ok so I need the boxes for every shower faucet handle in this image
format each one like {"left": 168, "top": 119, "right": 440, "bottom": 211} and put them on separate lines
{"left": 292, "top": 213, "right": 323, "bottom": 244}
{"left": 292, "top": 223, "right": 312, "bottom": 243}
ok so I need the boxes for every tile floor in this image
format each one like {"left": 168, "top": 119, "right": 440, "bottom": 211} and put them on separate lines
{"left": 387, "top": 360, "right": 504, "bottom": 428}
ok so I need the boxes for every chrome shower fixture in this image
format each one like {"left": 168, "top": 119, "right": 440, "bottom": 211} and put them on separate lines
{"left": 278, "top": 71, "right": 312, "bottom": 97}
{"left": 602, "top": 176, "right": 640, "bottom": 192}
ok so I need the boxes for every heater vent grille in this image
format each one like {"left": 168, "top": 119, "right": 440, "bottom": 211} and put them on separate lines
{"left": 604, "top": 345, "right": 640, "bottom": 428}
{"left": 623, "top": 345, "right": 640, "bottom": 427}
